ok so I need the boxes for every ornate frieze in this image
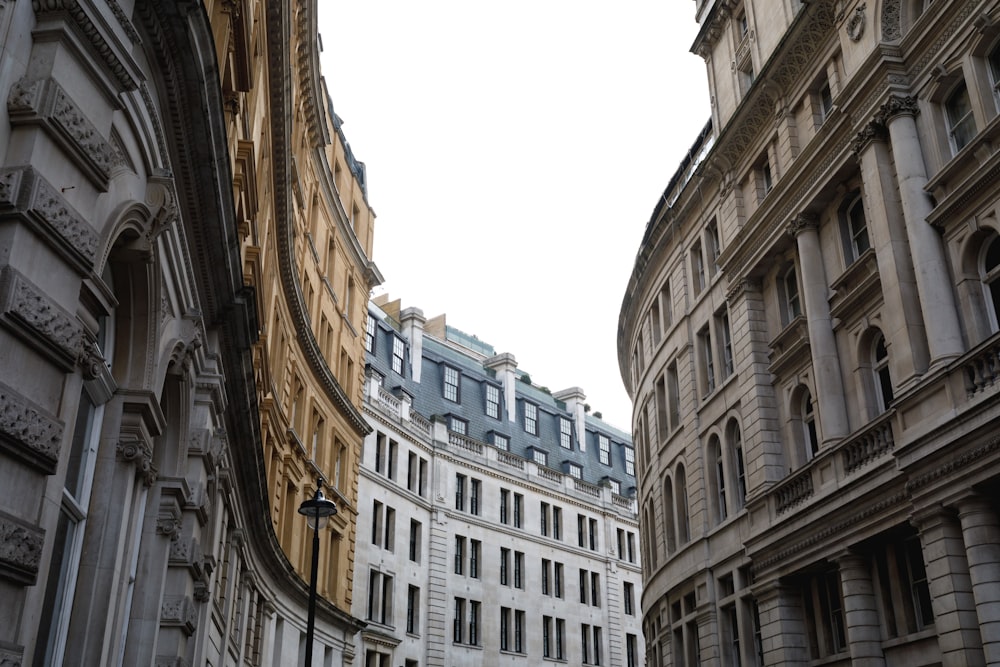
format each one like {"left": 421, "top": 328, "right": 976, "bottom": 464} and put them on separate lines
{"left": 117, "top": 439, "right": 158, "bottom": 486}
{"left": 0, "top": 380, "right": 63, "bottom": 474}
{"left": 0, "top": 267, "right": 84, "bottom": 371}
{"left": 7, "top": 77, "right": 124, "bottom": 188}
{"left": 881, "top": 0, "right": 901, "bottom": 40}
{"left": 0, "top": 167, "right": 99, "bottom": 273}
{"left": 0, "top": 511, "right": 45, "bottom": 585}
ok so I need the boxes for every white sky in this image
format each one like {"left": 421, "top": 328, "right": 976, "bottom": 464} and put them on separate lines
{"left": 318, "top": 2, "right": 710, "bottom": 431}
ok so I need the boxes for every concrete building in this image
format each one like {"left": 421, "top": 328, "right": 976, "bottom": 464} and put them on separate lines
{"left": 619, "top": 1, "right": 1000, "bottom": 666}
{"left": 0, "top": 0, "right": 375, "bottom": 664}
{"left": 355, "top": 296, "right": 644, "bottom": 667}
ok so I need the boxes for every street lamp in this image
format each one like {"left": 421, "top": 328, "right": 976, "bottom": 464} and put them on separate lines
{"left": 298, "top": 484, "right": 338, "bottom": 667}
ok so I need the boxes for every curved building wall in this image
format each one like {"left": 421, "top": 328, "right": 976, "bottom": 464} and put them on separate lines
{"left": 622, "top": 2, "right": 1000, "bottom": 666}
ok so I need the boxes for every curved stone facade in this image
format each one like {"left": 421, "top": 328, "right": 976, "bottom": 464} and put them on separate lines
{"left": 622, "top": 2, "right": 1000, "bottom": 666}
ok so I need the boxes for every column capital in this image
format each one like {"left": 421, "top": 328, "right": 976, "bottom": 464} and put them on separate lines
{"left": 851, "top": 120, "right": 887, "bottom": 157}
{"left": 877, "top": 94, "right": 919, "bottom": 124}
{"left": 726, "top": 277, "right": 762, "bottom": 303}
{"left": 787, "top": 212, "right": 819, "bottom": 238}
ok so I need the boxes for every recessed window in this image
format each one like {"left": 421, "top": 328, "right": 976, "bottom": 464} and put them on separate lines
{"left": 691, "top": 241, "right": 706, "bottom": 294}
{"left": 717, "top": 308, "right": 734, "bottom": 378}
{"left": 873, "top": 333, "right": 893, "bottom": 412}
{"left": 492, "top": 432, "right": 509, "bottom": 451}
{"left": 559, "top": 418, "right": 573, "bottom": 449}
{"left": 843, "top": 192, "right": 870, "bottom": 263}
{"left": 707, "top": 221, "right": 721, "bottom": 278}
{"left": 568, "top": 463, "right": 582, "bottom": 480}
{"left": 392, "top": 336, "right": 405, "bottom": 374}
{"left": 609, "top": 479, "right": 621, "bottom": 495}
{"left": 485, "top": 384, "right": 500, "bottom": 419}
{"left": 449, "top": 416, "right": 467, "bottom": 436}
{"left": 365, "top": 314, "right": 376, "bottom": 353}
{"left": 524, "top": 402, "right": 538, "bottom": 435}
{"left": 443, "top": 366, "right": 460, "bottom": 402}
{"left": 819, "top": 81, "right": 834, "bottom": 122}
{"left": 533, "top": 449, "right": 548, "bottom": 467}
{"left": 598, "top": 435, "right": 611, "bottom": 466}
{"left": 801, "top": 389, "right": 819, "bottom": 460}
{"left": 759, "top": 156, "right": 773, "bottom": 199}
{"left": 698, "top": 324, "right": 716, "bottom": 396}
{"left": 981, "top": 234, "right": 1000, "bottom": 332}
{"left": 782, "top": 266, "right": 802, "bottom": 324}
{"left": 946, "top": 81, "right": 976, "bottom": 153}
{"left": 624, "top": 447, "right": 635, "bottom": 476}
{"left": 989, "top": 44, "right": 1000, "bottom": 110}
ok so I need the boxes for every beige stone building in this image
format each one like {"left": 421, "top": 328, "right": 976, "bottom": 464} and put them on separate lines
{"left": 0, "top": 0, "right": 375, "bottom": 664}
{"left": 619, "top": 1, "right": 1000, "bottom": 666}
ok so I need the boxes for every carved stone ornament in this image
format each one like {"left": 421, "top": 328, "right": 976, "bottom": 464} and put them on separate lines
{"left": 192, "top": 580, "right": 210, "bottom": 603}
{"left": 851, "top": 120, "right": 887, "bottom": 156}
{"left": 117, "top": 439, "right": 159, "bottom": 486}
{"left": 7, "top": 77, "right": 123, "bottom": 188}
{"left": 787, "top": 212, "right": 820, "bottom": 237}
{"left": 877, "top": 94, "right": 919, "bottom": 124}
{"left": 77, "top": 340, "right": 105, "bottom": 381}
{"left": 0, "top": 380, "right": 63, "bottom": 474}
{"left": 846, "top": 4, "right": 866, "bottom": 41}
{"left": 0, "top": 512, "right": 45, "bottom": 585}
{"left": 0, "top": 645, "right": 25, "bottom": 667}
{"left": 0, "top": 166, "right": 99, "bottom": 273}
{"left": 0, "top": 267, "right": 83, "bottom": 370}
{"left": 156, "top": 516, "right": 180, "bottom": 538}
{"left": 726, "top": 278, "right": 763, "bottom": 303}
{"left": 160, "top": 596, "right": 197, "bottom": 636}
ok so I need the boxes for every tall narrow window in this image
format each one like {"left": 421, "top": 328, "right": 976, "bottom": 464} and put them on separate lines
{"left": 707, "top": 221, "right": 721, "bottom": 278}
{"left": 711, "top": 437, "right": 727, "bottom": 524}
{"left": 364, "top": 314, "right": 376, "bottom": 353}
{"left": 699, "top": 324, "right": 716, "bottom": 396}
{"left": 990, "top": 43, "right": 1000, "bottom": 110}
{"left": 945, "top": 81, "right": 976, "bottom": 153}
{"left": 470, "top": 478, "right": 480, "bottom": 515}
{"left": 845, "top": 193, "right": 870, "bottom": 262}
{"left": 802, "top": 390, "right": 819, "bottom": 459}
{"left": 981, "top": 234, "right": 1000, "bottom": 332}
{"left": 873, "top": 333, "right": 893, "bottom": 411}
{"left": 782, "top": 266, "right": 801, "bottom": 324}
{"left": 443, "top": 366, "right": 460, "bottom": 402}
{"left": 391, "top": 336, "right": 405, "bottom": 374}
{"left": 728, "top": 421, "right": 747, "bottom": 509}
{"left": 692, "top": 241, "right": 706, "bottom": 293}
{"left": 718, "top": 309, "right": 734, "bottom": 378}
{"left": 524, "top": 402, "right": 538, "bottom": 435}
{"left": 485, "top": 384, "right": 501, "bottom": 418}
{"left": 598, "top": 435, "right": 611, "bottom": 466}
{"left": 559, "top": 417, "right": 573, "bottom": 449}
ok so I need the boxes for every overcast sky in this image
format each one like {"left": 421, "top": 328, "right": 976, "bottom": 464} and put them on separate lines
{"left": 317, "top": 2, "right": 710, "bottom": 431}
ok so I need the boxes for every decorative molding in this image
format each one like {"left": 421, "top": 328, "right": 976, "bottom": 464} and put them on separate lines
{"left": 909, "top": 0, "right": 984, "bottom": 78}
{"left": 905, "top": 434, "right": 1000, "bottom": 494}
{"left": 160, "top": 596, "right": 197, "bottom": 636}
{"left": 0, "top": 267, "right": 84, "bottom": 371}
{"left": 0, "top": 643, "right": 24, "bottom": 667}
{"left": 0, "top": 166, "right": 99, "bottom": 273}
{"left": 726, "top": 277, "right": 762, "bottom": 303}
{"left": 31, "top": 0, "right": 138, "bottom": 91}
{"left": 786, "top": 212, "right": 819, "bottom": 237}
{"left": 876, "top": 94, "right": 919, "bottom": 124}
{"left": 107, "top": 0, "right": 140, "bottom": 43}
{"left": 881, "top": 0, "right": 901, "bottom": 40}
{"left": 117, "top": 439, "right": 158, "bottom": 486}
{"left": 0, "top": 511, "right": 45, "bottom": 585}
{"left": 0, "top": 380, "right": 63, "bottom": 474}
{"left": 7, "top": 77, "right": 124, "bottom": 188}
{"left": 851, "top": 120, "right": 887, "bottom": 157}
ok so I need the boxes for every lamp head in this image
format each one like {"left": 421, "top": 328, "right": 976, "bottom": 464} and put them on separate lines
{"left": 298, "top": 486, "right": 338, "bottom": 530}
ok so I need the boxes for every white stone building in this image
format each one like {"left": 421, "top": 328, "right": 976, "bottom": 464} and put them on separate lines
{"left": 620, "top": 1, "right": 1000, "bottom": 666}
{"left": 354, "top": 297, "right": 644, "bottom": 667}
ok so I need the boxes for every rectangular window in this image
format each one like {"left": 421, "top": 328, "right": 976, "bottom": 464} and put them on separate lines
{"left": 514, "top": 551, "right": 524, "bottom": 589}
{"left": 589, "top": 518, "right": 599, "bottom": 551}
{"left": 455, "top": 474, "right": 465, "bottom": 511}
{"left": 552, "top": 507, "right": 562, "bottom": 540}
{"left": 708, "top": 220, "right": 721, "bottom": 277}
{"left": 524, "top": 402, "right": 538, "bottom": 435}
{"left": 513, "top": 493, "right": 523, "bottom": 528}
{"left": 591, "top": 572, "right": 601, "bottom": 608}
{"left": 500, "top": 547, "right": 510, "bottom": 586}
{"left": 541, "top": 502, "right": 549, "bottom": 536}
{"left": 577, "top": 514, "right": 586, "bottom": 548}
{"left": 556, "top": 619, "right": 565, "bottom": 661}
{"left": 384, "top": 506, "right": 395, "bottom": 551}
{"left": 500, "top": 488, "right": 509, "bottom": 524}
{"left": 554, "top": 562, "right": 564, "bottom": 598}
{"left": 626, "top": 634, "right": 638, "bottom": 667}
{"left": 470, "top": 539, "right": 480, "bottom": 578}
{"left": 624, "top": 582, "right": 634, "bottom": 615}
{"left": 443, "top": 366, "right": 460, "bottom": 402}
{"left": 542, "top": 559, "right": 551, "bottom": 595}
{"left": 533, "top": 449, "right": 548, "bottom": 467}
{"left": 718, "top": 309, "right": 734, "bottom": 378}
{"left": 559, "top": 418, "right": 573, "bottom": 448}
{"left": 469, "top": 600, "right": 480, "bottom": 646}
{"left": 699, "top": 323, "right": 716, "bottom": 396}
{"left": 667, "top": 362, "right": 680, "bottom": 430}
{"left": 392, "top": 336, "right": 405, "bottom": 374}
{"left": 598, "top": 435, "right": 611, "bottom": 466}
{"left": 486, "top": 384, "right": 500, "bottom": 418}
{"left": 364, "top": 314, "right": 376, "bottom": 353}
{"left": 408, "top": 519, "right": 421, "bottom": 562}
{"left": 569, "top": 463, "right": 582, "bottom": 480}
{"left": 609, "top": 479, "right": 621, "bottom": 495}
{"left": 454, "top": 536, "right": 465, "bottom": 575}
{"left": 692, "top": 241, "right": 706, "bottom": 294}
{"left": 366, "top": 570, "right": 393, "bottom": 625}
{"left": 500, "top": 607, "right": 510, "bottom": 651}
{"left": 470, "top": 478, "right": 480, "bottom": 515}
{"left": 627, "top": 532, "right": 636, "bottom": 562}
{"left": 582, "top": 624, "right": 591, "bottom": 664}
{"left": 406, "top": 585, "right": 420, "bottom": 634}
{"left": 449, "top": 416, "right": 467, "bottom": 435}
{"left": 514, "top": 610, "right": 525, "bottom": 653}
{"left": 543, "top": 616, "right": 552, "bottom": 658}
{"left": 453, "top": 597, "right": 465, "bottom": 643}
{"left": 493, "top": 433, "right": 509, "bottom": 451}
{"left": 579, "top": 568, "right": 588, "bottom": 604}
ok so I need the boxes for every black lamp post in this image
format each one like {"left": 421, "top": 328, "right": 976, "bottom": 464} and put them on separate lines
{"left": 297, "top": 484, "right": 338, "bottom": 667}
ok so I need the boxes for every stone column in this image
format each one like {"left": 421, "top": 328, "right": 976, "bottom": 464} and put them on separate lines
{"left": 852, "top": 121, "right": 929, "bottom": 386}
{"left": 957, "top": 496, "right": 1000, "bottom": 666}
{"left": 788, "top": 214, "right": 849, "bottom": 443}
{"left": 878, "top": 95, "right": 963, "bottom": 365}
{"left": 754, "top": 580, "right": 809, "bottom": 665}
{"left": 837, "top": 551, "right": 886, "bottom": 666}
{"left": 912, "top": 506, "right": 985, "bottom": 667}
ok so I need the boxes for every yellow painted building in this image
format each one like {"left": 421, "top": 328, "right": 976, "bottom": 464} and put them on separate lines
{"left": 207, "top": 0, "right": 381, "bottom": 614}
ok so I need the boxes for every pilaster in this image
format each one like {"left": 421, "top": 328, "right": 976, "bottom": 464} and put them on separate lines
{"left": 754, "top": 580, "right": 809, "bottom": 666}
{"left": 836, "top": 551, "right": 886, "bottom": 666}
{"left": 956, "top": 496, "right": 1000, "bottom": 666}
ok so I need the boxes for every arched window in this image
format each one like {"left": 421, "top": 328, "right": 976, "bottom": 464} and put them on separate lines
{"left": 708, "top": 436, "right": 727, "bottom": 525}
{"left": 663, "top": 477, "right": 676, "bottom": 555}
{"left": 989, "top": 42, "right": 1000, "bottom": 111}
{"left": 726, "top": 420, "right": 747, "bottom": 509}
{"left": 676, "top": 464, "right": 690, "bottom": 544}
{"left": 946, "top": 81, "right": 976, "bottom": 153}
{"left": 981, "top": 234, "right": 1000, "bottom": 332}
{"left": 802, "top": 390, "right": 819, "bottom": 460}
{"left": 873, "top": 333, "right": 894, "bottom": 412}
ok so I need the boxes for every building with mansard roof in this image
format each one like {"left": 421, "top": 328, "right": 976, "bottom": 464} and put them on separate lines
{"left": 620, "top": 1, "right": 1000, "bottom": 666}
{"left": 0, "top": 0, "right": 378, "bottom": 664}
{"left": 354, "top": 296, "right": 644, "bottom": 667}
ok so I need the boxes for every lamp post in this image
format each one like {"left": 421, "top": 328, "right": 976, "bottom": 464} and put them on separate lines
{"left": 297, "top": 484, "right": 338, "bottom": 667}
